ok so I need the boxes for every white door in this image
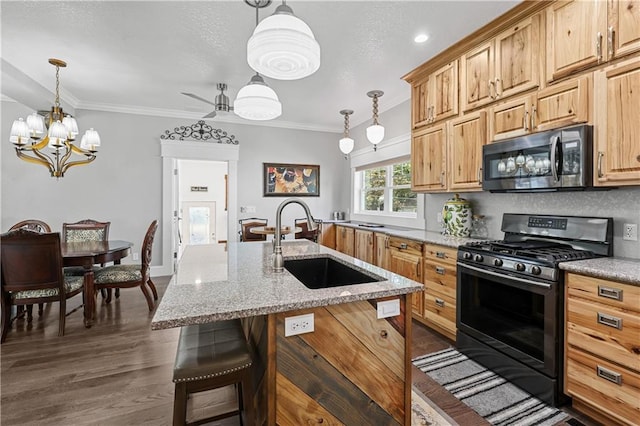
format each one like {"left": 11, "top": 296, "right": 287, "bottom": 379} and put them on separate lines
{"left": 182, "top": 201, "right": 216, "bottom": 245}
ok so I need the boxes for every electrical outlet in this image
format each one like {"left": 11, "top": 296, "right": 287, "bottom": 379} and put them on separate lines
{"left": 623, "top": 223, "right": 638, "bottom": 241}
{"left": 284, "top": 313, "right": 314, "bottom": 337}
{"left": 133, "top": 252, "right": 140, "bottom": 261}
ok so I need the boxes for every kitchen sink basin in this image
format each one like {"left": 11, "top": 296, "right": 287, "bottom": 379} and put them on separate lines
{"left": 283, "top": 256, "right": 383, "bottom": 289}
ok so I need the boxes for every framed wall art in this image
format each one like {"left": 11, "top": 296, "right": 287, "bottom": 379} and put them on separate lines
{"left": 263, "top": 163, "right": 320, "bottom": 196}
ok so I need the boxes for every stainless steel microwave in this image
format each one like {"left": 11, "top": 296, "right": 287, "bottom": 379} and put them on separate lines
{"left": 482, "top": 125, "right": 593, "bottom": 192}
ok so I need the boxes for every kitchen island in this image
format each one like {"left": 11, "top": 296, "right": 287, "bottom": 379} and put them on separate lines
{"left": 152, "top": 240, "right": 423, "bottom": 425}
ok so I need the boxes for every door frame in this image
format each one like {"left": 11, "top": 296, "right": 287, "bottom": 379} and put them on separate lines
{"left": 160, "top": 139, "right": 239, "bottom": 276}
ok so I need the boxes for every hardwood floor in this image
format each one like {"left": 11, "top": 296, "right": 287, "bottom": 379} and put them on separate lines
{"left": 2, "top": 277, "right": 599, "bottom": 426}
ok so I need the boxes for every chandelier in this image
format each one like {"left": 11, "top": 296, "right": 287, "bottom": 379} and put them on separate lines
{"left": 247, "top": 0, "right": 320, "bottom": 80}
{"left": 366, "top": 90, "right": 385, "bottom": 150}
{"left": 9, "top": 58, "right": 100, "bottom": 178}
{"left": 338, "top": 109, "right": 354, "bottom": 158}
{"left": 235, "top": 1, "right": 282, "bottom": 121}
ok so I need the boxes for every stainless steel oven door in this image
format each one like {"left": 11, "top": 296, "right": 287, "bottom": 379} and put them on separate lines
{"left": 457, "top": 262, "right": 560, "bottom": 377}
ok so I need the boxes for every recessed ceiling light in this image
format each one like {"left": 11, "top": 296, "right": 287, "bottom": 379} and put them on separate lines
{"left": 414, "top": 34, "right": 429, "bottom": 43}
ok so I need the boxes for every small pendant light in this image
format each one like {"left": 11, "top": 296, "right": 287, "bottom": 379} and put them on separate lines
{"left": 338, "top": 109, "right": 354, "bottom": 158}
{"left": 366, "top": 90, "right": 385, "bottom": 150}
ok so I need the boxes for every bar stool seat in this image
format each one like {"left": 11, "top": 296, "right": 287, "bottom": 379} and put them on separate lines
{"left": 173, "top": 320, "right": 253, "bottom": 426}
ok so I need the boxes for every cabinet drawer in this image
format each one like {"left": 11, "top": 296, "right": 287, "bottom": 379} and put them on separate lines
{"left": 567, "top": 298, "right": 640, "bottom": 372}
{"left": 423, "top": 292, "right": 456, "bottom": 337}
{"left": 424, "top": 260, "right": 457, "bottom": 300}
{"left": 567, "top": 274, "right": 640, "bottom": 313}
{"left": 423, "top": 244, "right": 457, "bottom": 265}
{"left": 566, "top": 348, "right": 640, "bottom": 426}
{"left": 388, "top": 237, "right": 423, "bottom": 256}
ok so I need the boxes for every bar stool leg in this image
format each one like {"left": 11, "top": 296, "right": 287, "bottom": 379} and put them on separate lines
{"left": 173, "top": 382, "right": 188, "bottom": 426}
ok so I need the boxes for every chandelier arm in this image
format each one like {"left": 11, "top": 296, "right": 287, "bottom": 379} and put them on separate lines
{"left": 15, "top": 148, "right": 55, "bottom": 175}
{"left": 69, "top": 144, "right": 96, "bottom": 156}
{"left": 30, "top": 136, "right": 51, "bottom": 151}
{"left": 60, "top": 155, "right": 96, "bottom": 175}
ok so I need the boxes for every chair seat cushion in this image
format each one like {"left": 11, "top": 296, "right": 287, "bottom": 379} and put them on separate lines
{"left": 12, "top": 276, "right": 84, "bottom": 300}
{"left": 93, "top": 264, "right": 141, "bottom": 284}
{"left": 63, "top": 266, "right": 86, "bottom": 276}
{"left": 173, "top": 320, "right": 253, "bottom": 383}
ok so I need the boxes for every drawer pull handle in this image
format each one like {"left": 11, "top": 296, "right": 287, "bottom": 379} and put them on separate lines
{"left": 436, "top": 251, "right": 446, "bottom": 259}
{"left": 435, "top": 266, "right": 446, "bottom": 275}
{"left": 597, "top": 312, "right": 622, "bottom": 330}
{"left": 597, "top": 365, "right": 622, "bottom": 385}
{"left": 400, "top": 243, "right": 408, "bottom": 249}
{"left": 598, "top": 286, "right": 623, "bottom": 301}
{"left": 435, "top": 298, "right": 445, "bottom": 308}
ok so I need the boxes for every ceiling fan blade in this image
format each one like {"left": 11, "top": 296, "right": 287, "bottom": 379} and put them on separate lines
{"left": 181, "top": 92, "right": 216, "bottom": 107}
{"left": 202, "top": 110, "right": 217, "bottom": 119}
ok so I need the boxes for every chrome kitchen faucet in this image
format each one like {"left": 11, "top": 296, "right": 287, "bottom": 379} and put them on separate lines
{"left": 273, "top": 198, "right": 317, "bottom": 272}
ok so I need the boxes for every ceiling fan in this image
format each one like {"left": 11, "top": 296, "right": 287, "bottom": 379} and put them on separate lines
{"left": 181, "top": 83, "right": 233, "bottom": 118}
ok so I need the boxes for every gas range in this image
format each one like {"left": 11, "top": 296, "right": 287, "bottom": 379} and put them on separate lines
{"left": 457, "top": 214, "right": 614, "bottom": 283}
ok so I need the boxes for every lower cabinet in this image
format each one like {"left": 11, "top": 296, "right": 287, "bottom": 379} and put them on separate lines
{"left": 388, "top": 237, "right": 423, "bottom": 319}
{"left": 374, "top": 233, "right": 389, "bottom": 270}
{"left": 419, "top": 244, "right": 458, "bottom": 341}
{"left": 565, "top": 273, "right": 640, "bottom": 426}
{"left": 318, "top": 222, "right": 336, "bottom": 249}
{"left": 354, "top": 229, "right": 374, "bottom": 263}
{"left": 335, "top": 225, "right": 354, "bottom": 257}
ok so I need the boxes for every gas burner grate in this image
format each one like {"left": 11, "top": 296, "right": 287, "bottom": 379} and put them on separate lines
{"left": 518, "top": 247, "right": 596, "bottom": 263}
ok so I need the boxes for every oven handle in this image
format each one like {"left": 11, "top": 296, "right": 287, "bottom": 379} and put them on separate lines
{"left": 458, "top": 263, "right": 552, "bottom": 290}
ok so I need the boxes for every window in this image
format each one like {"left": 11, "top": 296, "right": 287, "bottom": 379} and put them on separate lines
{"left": 355, "top": 160, "right": 417, "bottom": 217}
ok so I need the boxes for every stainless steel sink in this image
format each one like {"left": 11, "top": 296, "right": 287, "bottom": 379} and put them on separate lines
{"left": 283, "top": 256, "right": 384, "bottom": 289}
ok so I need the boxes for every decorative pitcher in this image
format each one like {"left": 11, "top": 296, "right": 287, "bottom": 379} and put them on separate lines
{"left": 442, "top": 193, "right": 473, "bottom": 237}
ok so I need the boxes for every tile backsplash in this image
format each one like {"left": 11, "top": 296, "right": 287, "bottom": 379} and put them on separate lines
{"left": 425, "top": 187, "right": 640, "bottom": 259}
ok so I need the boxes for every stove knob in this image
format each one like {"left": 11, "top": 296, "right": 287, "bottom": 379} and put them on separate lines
{"left": 474, "top": 254, "right": 484, "bottom": 262}
{"left": 494, "top": 258, "right": 503, "bottom": 267}
{"left": 462, "top": 252, "right": 472, "bottom": 260}
{"left": 531, "top": 266, "right": 542, "bottom": 275}
{"left": 515, "top": 263, "right": 526, "bottom": 272}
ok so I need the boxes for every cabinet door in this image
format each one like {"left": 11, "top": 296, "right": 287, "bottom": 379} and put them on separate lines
{"left": 448, "top": 111, "right": 487, "bottom": 190}
{"left": 354, "top": 229, "right": 374, "bottom": 264}
{"left": 389, "top": 249, "right": 423, "bottom": 318}
{"left": 594, "top": 57, "right": 640, "bottom": 186}
{"left": 494, "top": 13, "right": 541, "bottom": 100}
{"left": 609, "top": 0, "right": 640, "bottom": 59}
{"left": 546, "top": 0, "right": 608, "bottom": 82}
{"left": 318, "top": 222, "right": 336, "bottom": 249}
{"left": 489, "top": 94, "right": 535, "bottom": 141}
{"left": 534, "top": 74, "right": 591, "bottom": 132}
{"left": 461, "top": 40, "right": 495, "bottom": 111}
{"left": 432, "top": 61, "right": 459, "bottom": 123}
{"left": 374, "top": 234, "right": 389, "bottom": 270}
{"left": 412, "top": 78, "right": 431, "bottom": 128}
{"left": 411, "top": 124, "right": 447, "bottom": 192}
{"left": 335, "top": 226, "right": 354, "bottom": 257}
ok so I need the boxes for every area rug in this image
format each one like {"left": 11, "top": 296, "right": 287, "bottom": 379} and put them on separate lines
{"left": 413, "top": 348, "right": 569, "bottom": 426}
{"left": 411, "top": 388, "right": 456, "bottom": 426}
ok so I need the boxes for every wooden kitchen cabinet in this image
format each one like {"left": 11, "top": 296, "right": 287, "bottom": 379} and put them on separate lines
{"left": 448, "top": 111, "right": 487, "bottom": 190}
{"left": 593, "top": 57, "right": 640, "bottom": 186}
{"left": 461, "top": 14, "right": 541, "bottom": 112}
{"left": 335, "top": 225, "right": 354, "bottom": 257}
{"left": 420, "top": 244, "right": 458, "bottom": 340}
{"left": 489, "top": 74, "right": 591, "bottom": 141}
{"left": 546, "top": 0, "right": 640, "bottom": 82}
{"left": 317, "top": 222, "right": 336, "bottom": 249}
{"left": 374, "top": 233, "right": 389, "bottom": 270}
{"left": 354, "top": 229, "right": 374, "bottom": 264}
{"left": 565, "top": 273, "right": 640, "bottom": 426}
{"left": 411, "top": 124, "right": 447, "bottom": 192}
{"left": 388, "top": 237, "right": 423, "bottom": 318}
{"left": 412, "top": 61, "right": 459, "bottom": 128}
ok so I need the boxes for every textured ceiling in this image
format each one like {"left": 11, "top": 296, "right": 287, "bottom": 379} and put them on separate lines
{"left": 1, "top": 1, "right": 518, "bottom": 132}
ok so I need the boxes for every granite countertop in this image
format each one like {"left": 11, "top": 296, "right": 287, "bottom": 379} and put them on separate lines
{"left": 325, "top": 220, "right": 482, "bottom": 248}
{"left": 151, "top": 240, "right": 423, "bottom": 330}
{"left": 560, "top": 257, "right": 640, "bottom": 286}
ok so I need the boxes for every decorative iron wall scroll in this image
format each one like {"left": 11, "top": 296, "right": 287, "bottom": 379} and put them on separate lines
{"left": 160, "top": 120, "right": 239, "bottom": 144}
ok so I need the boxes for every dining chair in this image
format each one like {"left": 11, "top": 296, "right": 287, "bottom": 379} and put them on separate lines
{"left": 294, "top": 218, "right": 320, "bottom": 243}
{"left": 92, "top": 220, "right": 158, "bottom": 311}
{"left": 8, "top": 220, "right": 53, "bottom": 319}
{"left": 238, "top": 218, "right": 268, "bottom": 242}
{"left": 1, "top": 229, "right": 84, "bottom": 343}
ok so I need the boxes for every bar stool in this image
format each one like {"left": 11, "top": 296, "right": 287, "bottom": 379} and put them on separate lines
{"left": 172, "top": 320, "right": 253, "bottom": 426}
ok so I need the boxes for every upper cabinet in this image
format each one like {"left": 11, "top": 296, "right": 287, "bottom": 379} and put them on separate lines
{"left": 412, "top": 61, "right": 459, "bottom": 128}
{"left": 546, "top": 0, "right": 640, "bottom": 82}
{"left": 461, "top": 14, "right": 542, "bottom": 112}
{"left": 411, "top": 124, "right": 447, "bottom": 192}
{"left": 448, "top": 111, "right": 487, "bottom": 190}
{"left": 593, "top": 56, "right": 640, "bottom": 186}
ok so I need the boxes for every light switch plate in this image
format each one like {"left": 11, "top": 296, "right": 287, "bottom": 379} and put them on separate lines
{"left": 377, "top": 299, "right": 400, "bottom": 319}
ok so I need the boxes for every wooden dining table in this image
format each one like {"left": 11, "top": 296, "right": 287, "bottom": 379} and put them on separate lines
{"left": 61, "top": 240, "right": 133, "bottom": 328}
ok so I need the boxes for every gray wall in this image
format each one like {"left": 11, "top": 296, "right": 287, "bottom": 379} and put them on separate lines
{"left": 2, "top": 100, "right": 347, "bottom": 266}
